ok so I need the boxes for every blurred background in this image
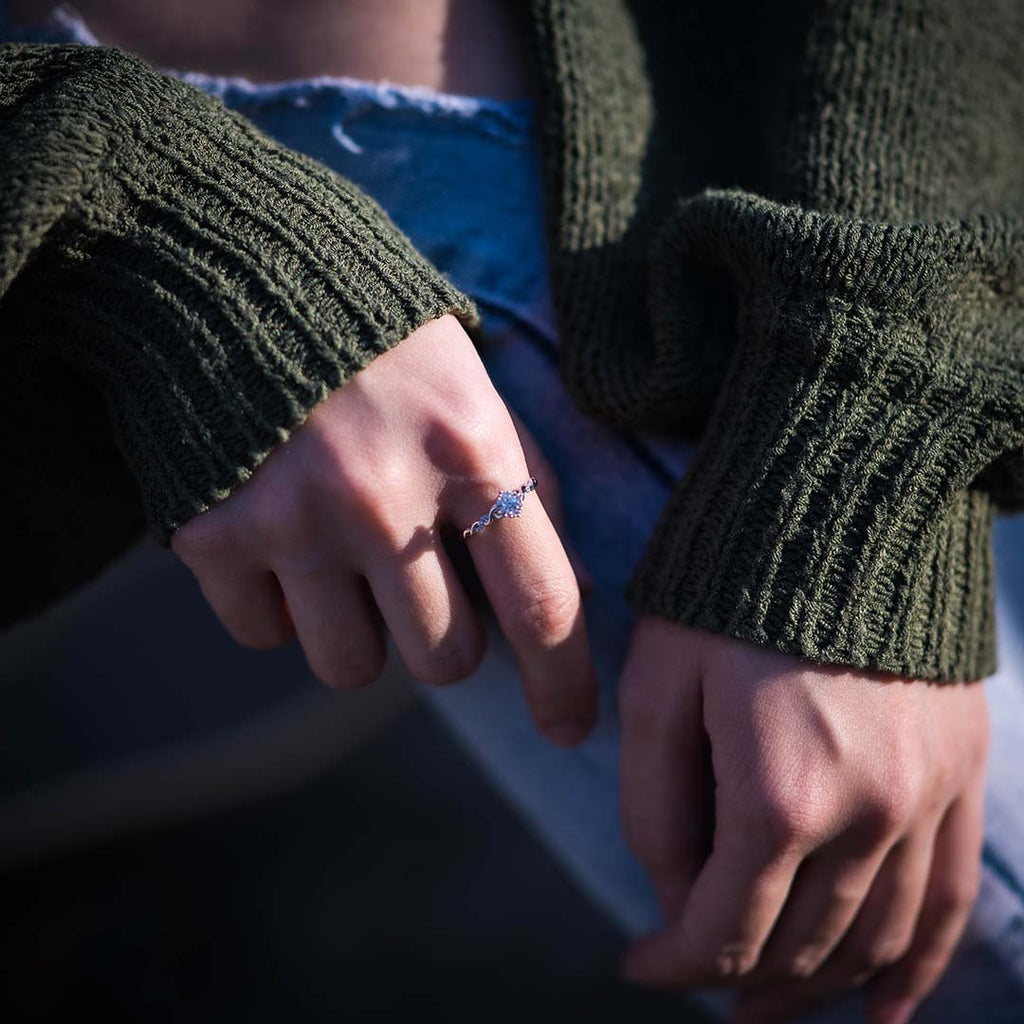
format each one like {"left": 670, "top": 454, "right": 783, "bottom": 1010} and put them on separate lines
{"left": 0, "top": 534, "right": 713, "bottom": 1023}
{"left": 3, "top": 518, "right": 1021, "bottom": 1024}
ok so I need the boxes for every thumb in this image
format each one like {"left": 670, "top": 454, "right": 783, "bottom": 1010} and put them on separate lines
{"left": 506, "top": 406, "right": 594, "bottom": 597}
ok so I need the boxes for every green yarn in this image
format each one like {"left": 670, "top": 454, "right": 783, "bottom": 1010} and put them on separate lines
{"left": 0, "top": 43, "right": 481, "bottom": 627}
{"left": 526, "top": 0, "right": 1023, "bottom": 682}
{"left": 1, "top": 0, "right": 1022, "bottom": 683}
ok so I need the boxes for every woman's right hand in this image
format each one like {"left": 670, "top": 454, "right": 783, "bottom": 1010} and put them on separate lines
{"left": 170, "top": 313, "right": 598, "bottom": 748}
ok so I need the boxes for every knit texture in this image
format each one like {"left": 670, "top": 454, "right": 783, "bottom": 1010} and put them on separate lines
{"left": 527, "top": 0, "right": 1024, "bottom": 681}
{"left": 0, "top": 44, "right": 480, "bottom": 627}
{"left": 3, "top": 1, "right": 1023, "bottom": 684}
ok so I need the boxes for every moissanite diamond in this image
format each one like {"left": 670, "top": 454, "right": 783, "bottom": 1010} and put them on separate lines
{"left": 494, "top": 489, "right": 524, "bottom": 518}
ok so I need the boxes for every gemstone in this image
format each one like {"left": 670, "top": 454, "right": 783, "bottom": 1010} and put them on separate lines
{"left": 494, "top": 489, "right": 524, "bottom": 518}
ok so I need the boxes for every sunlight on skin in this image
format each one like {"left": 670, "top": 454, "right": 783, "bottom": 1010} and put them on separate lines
{"left": 7, "top": 0, "right": 538, "bottom": 100}
{"left": 617, "top": 617, "right": 988, "bottom": 1024}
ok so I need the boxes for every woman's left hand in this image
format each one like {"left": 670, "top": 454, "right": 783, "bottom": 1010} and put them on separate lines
{"left": 616, "top": 615, "right": 990, "bottom": 1024}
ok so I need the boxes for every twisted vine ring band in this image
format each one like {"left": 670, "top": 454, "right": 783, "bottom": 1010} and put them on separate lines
{"left": 462, "top": 477, "right": 539, "bottom": 539}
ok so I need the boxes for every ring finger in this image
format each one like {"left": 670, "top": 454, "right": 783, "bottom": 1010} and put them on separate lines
{"left": 444, "top": 448, "right": 597, "bottom": 747}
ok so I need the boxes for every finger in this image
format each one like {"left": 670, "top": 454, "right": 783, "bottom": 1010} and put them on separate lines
{"left": 447, "top": 450, "right": 597, "bottom": 748}
{"left": 192, "top": 563, "right": 294, "bottom": 650}
{"left": 363, "top": 534, "right": 486, "bottom": 687}
{"left": 619, "top": 616, "right": 713, "bottom": 922}
{"left": 833, "top": 823, "right": 937, "bottom": 984}
{"left": 864, "top": 788, "right": 984, "bottom": 1024}
{"left": 276, "top": 559, "right": 388, "bottom": 690}
{"left": 733, "top": 826, "right": 937, "bottom": 1021}
{"left": 507, "top": 408, "right": 593, "bottom": 596}
{"left": 620, "top": 806, "right": 803, "bottom": 987}
{"left": 744, "top": 831, "right": 892, "bottom": 984}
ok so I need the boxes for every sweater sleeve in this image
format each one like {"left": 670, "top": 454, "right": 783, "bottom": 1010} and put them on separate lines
{"left": 624, "top": 0, "right": 1024, "bottom": 683}
{"left": 0, "top": 43, "right": 482, "bottom": 549}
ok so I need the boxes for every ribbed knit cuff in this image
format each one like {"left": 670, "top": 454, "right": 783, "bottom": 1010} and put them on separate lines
{"left": 5, "top": 46, "right": 482, "bottom": 545}
{"left": 626, "top": 190, "right": 1024, "bottom": 683}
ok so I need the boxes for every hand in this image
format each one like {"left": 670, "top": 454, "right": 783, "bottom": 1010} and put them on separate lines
{"left": 171, "top": 313, "right": 598, "bottom": 748}
{"left": 616, "top": 616, "right": 990, "bottom": 1023}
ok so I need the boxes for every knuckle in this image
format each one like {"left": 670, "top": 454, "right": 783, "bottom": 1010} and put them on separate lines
{"left": 341, "top": 486, "right": 422, "bottom": 558}
{"left": 310, "top": 648, "right": 386, "bottom": 692}
{"left": 708, "top": 947, "right": 759, "bottom": 980}
{"left": 920, "top": 778, "right": 952, "bottom": 820}
{"left": 327, "top": 458, "right": 406, "bottom": 539}
{"left": 820, "top": 874, "right": 874, "bottom": 920}
{"left": 784, "top": 950, "right": 827, "bottom": 979}
{"left": 743, "top": 793, "right": 818, "bottom": 856}
{"left": 913, "top": 948, "right": 956, "bottom": 984}
{"left": 859, "top": 781, "right": 918, "bottom": 838}
{"left": 931, "top": 876, "right": 980, "bottom": 921}
{"left": 509, "top": 584, "right": 579, "bottom": 645}
{"left": 232, "top": 622, "right": 292, "bottom": 652}
{"left": 849, "top": 935, "right": 914, "bottom": 974}
{"left": 431, "top": 403, "right": 512, "bottom": 479}
{"left": 737, "top": 767, "right": 836, "bottom": 856}
{"left": 172, "top": 510, "right": 232, "bottom": 567}
{"left": 409, "top": 635, "right": 484, "bottom": 686}
{"left": 354, "top": 498, "right": 410, "bottom": 551}
{"left": 251, "top": 491, "right": 311, "bottom": 554}
{"left": 315, "top": 667, "right": 375, "bottom": 691}
{"left": 302, "top": 444, "right": 415, "bottom": 552}
{"left": 932, "top": 760, "right": 955, "bottom": 795}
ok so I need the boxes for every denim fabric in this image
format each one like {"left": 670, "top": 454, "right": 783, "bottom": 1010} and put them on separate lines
{"left": 3, "top": 4, "right": 1024, "bottom": 1019}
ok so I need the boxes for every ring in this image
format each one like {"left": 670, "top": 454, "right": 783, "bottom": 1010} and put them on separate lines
{"left": 462, "top": 477, "right": 538, "bottom": 539}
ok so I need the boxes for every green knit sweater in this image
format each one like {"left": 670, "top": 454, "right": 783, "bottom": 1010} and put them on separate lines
{"left": 1, "top": 0, "right": 1021, "bottom": 683}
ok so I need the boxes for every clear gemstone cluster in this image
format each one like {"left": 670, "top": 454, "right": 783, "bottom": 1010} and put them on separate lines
{"left": 462, "top": 477, "right": 538, "bottom": 539}
{"left": 493, "top": 490, "right": 524, "bottom": 518}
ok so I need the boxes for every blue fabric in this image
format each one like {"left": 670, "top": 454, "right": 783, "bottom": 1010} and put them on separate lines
{"left": 3, "top": 5, "right": 1024, "bottom": 1019}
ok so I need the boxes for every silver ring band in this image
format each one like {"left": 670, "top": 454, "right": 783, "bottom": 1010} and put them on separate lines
{"left": 462, "top": 477, "right": 538, "bottom": 539}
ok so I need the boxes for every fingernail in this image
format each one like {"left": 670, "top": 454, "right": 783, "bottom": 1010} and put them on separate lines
{"left": 546, "top": 719, "right": 592, "bottom": 747}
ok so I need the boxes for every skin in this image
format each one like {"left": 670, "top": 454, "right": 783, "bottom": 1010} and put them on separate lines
{"left": 172, "top": 314, "right": 599, "bottom": 748}
{"left": 8, "top": 0, "right": 538, "bottom": 100}
{"left": 617, "top": 618, "right": 990, "bottom": 1023}
{"left": 14, "top": 2, "right": 994, "bottom": 1015}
